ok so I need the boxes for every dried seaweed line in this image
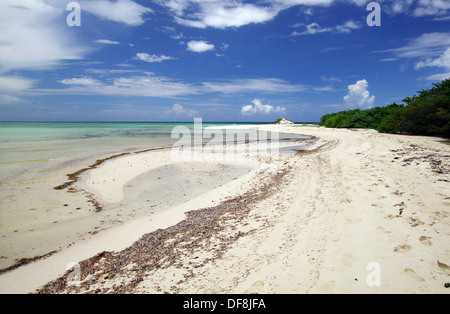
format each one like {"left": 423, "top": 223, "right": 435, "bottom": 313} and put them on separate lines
{"left": 37, "top": 166, "right": 291, "bottom": 294}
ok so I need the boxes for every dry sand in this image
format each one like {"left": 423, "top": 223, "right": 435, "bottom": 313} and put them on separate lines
{"left": 0, "top": 125, "right": 449, "bottom": 294}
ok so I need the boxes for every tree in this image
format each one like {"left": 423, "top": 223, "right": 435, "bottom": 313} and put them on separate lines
{"left": 318, "top": 78, "right": 450, "bottom": 138}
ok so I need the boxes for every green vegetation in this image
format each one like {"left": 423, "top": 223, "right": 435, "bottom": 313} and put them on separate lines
{"left": 318, "top": 79, "right": 450, "bottom": 138}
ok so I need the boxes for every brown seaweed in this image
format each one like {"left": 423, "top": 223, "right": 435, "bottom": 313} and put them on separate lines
{"left": 37, "top": 166, "right": 291, "bottom": 294}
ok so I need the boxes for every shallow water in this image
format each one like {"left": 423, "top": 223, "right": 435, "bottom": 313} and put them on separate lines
{"left": 0, "top": 122, "right": 308, "bottom": 269}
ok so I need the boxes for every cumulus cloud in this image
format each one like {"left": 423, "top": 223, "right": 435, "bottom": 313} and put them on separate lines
{"left": 241, "top": 99, "right": 286, "bottom": 116}
{"left": 79, "top": 0, "right": 153, "bottom": 26}
{"left": 171, "top": 103, "right": 199, "bottom": 118}
{"left": 187, "top": 41, "right": 215, "bottom": 53}
{"left": 344, "top": 79, "right": 375, "bottom": 109}
{"left": 134, "top": 53, "right": 177, "bottom": 63}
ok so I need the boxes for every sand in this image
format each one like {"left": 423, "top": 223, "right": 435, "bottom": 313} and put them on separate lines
{"left": 0, "top": 125, "right": 449, "bottom": 294}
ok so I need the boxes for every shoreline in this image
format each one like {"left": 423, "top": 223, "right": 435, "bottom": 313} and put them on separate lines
{"left": 0, "top": 125, "right": 449, "bottom": 293}
{"left": 0, "top": 126, "right": 307, "bottom": 272}
{"left": 0, "top": 128, "right": 310, "bottom": 293}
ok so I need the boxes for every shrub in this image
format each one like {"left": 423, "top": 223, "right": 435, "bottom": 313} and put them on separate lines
{"left": 318, "top": 79, "right": 450, "bottom": 138}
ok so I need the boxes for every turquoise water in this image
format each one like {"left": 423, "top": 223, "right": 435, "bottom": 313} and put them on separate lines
{"left": 0, "top": 122, "right": 255, "bottom": 182}
{"left": 0, "top": 121, "right": 261, "bottom": 267}
{"left": 0, "top": 122, "right": 305, "bottom": 268}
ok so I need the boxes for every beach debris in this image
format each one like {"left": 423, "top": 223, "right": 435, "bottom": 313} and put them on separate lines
{"left": 37, "top": 166, "right": 292, "bottom": 294}
{"left": 389, "top": 145, "right": 450, "bottom": 177}
{"left": 0, "top": 251, "right": 58, "bottom": 275}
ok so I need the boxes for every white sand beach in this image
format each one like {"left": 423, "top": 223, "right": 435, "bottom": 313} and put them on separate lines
{"left": 0, "top": 125, "right": 449, "bottom": 294}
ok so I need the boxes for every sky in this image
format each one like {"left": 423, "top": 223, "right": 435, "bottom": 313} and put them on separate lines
{"left": 0, "top": 0, "right": 449, "bottom": 122}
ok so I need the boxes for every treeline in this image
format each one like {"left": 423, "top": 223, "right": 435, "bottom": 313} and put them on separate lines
{"left": 318, "top": 78, "right": 450, "bottom": 138}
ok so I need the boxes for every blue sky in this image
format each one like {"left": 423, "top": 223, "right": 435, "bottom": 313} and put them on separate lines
{"left": 0, "top": 0, "right": 449, "bottom": 122}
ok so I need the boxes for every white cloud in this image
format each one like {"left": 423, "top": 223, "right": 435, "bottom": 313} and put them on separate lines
{"left": 321, "top": 75, "right": 342, "bottom": 82}
{"left": 52, "top": 74, "right": 198, "bottom": 98}
{"left": 349, "top": 0, "right": 371, "bottom": 6}
{"left": 170, "top": 103, "right": 199, "bottom": 118}
{"left": 134, "top": 53, "right": 177, "bottom": 63}
{"left": 171, "top": 1, "right": 281, "bottom": 29}
{"left": 292, "top": 22, "right": 332, "bottom": 35}
{"left": 334, "top": 20, "right": 361, "bottom": 33}
{"left": 381, "top": 32, "right": 450, "bottom": 79}
{"left": 180, "top": 3, "right": 280, "bottom": 29}
{"left": 0, "top": 94, "right": 28, "bottom": 105}
{"left": 155, "top": 0, "right": 448, "bottom": 30}
{"left": 344, "top": 79, "right": 375, "bottom": 109}
{"left": 387, "top": 0, "right": 414, "bottom": 14}
{"left": 274, "top": 0, "right": 334, "bottom": 6}
{"left": 187, "top": 41, "right": 215, "bottom": 53}
{"left": 202, "top": 78, "right": 307, "bottom": 94}
{"left": 0, "top": 76, "right": 34, "bottom": 93}
{"left": 155, "top": 0, "right": 334, "bottom": 29}
{"left": 378, "top": 0, "right": 449, "bottom": 17}
{"left": 60, "top": 77, "right": 103, "bottom": 86}
{"left": 94, "top": 39, "right": 120, "bottom": 45}
{"left": 0, "top": 75, "right": 34, "bottom": 106}
{"left": 424, "top": 72, "right": 450, "bottom": 81}
{"left": 416, "top": 48, "right": 450, "bottom": 81}
{"left": 40, "top": 75, "right": 327, "bottom": 98}
{"left": 415, "top": 48, "right": 450, "bottom": 69}
{"left": 382, "top": 32, "right": 450, "bottom": 59}
{"left": 413, "top": 0, "right": 450, "bottom": 17}
{"left": 0, "top": 0, "right": 90, "bottom": 72}
{"left": 79, "top": 0, "right": 152, "bottom": 26}
{"left": 291, "top": 20, "right": 361, "bottom": 36}
{"left": 241, "top": 99, "right": 286, "bottom": 116}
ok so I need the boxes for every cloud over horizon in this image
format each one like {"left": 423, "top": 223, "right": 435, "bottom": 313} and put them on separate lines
{"left": 344, "top": 79, "right": 375, "bottom": 109}
{"left": 241, "top": 99, "right": 286, "bottom": 116}
{"left": 170, "top": 103, "right": 199, "bottom": 118}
